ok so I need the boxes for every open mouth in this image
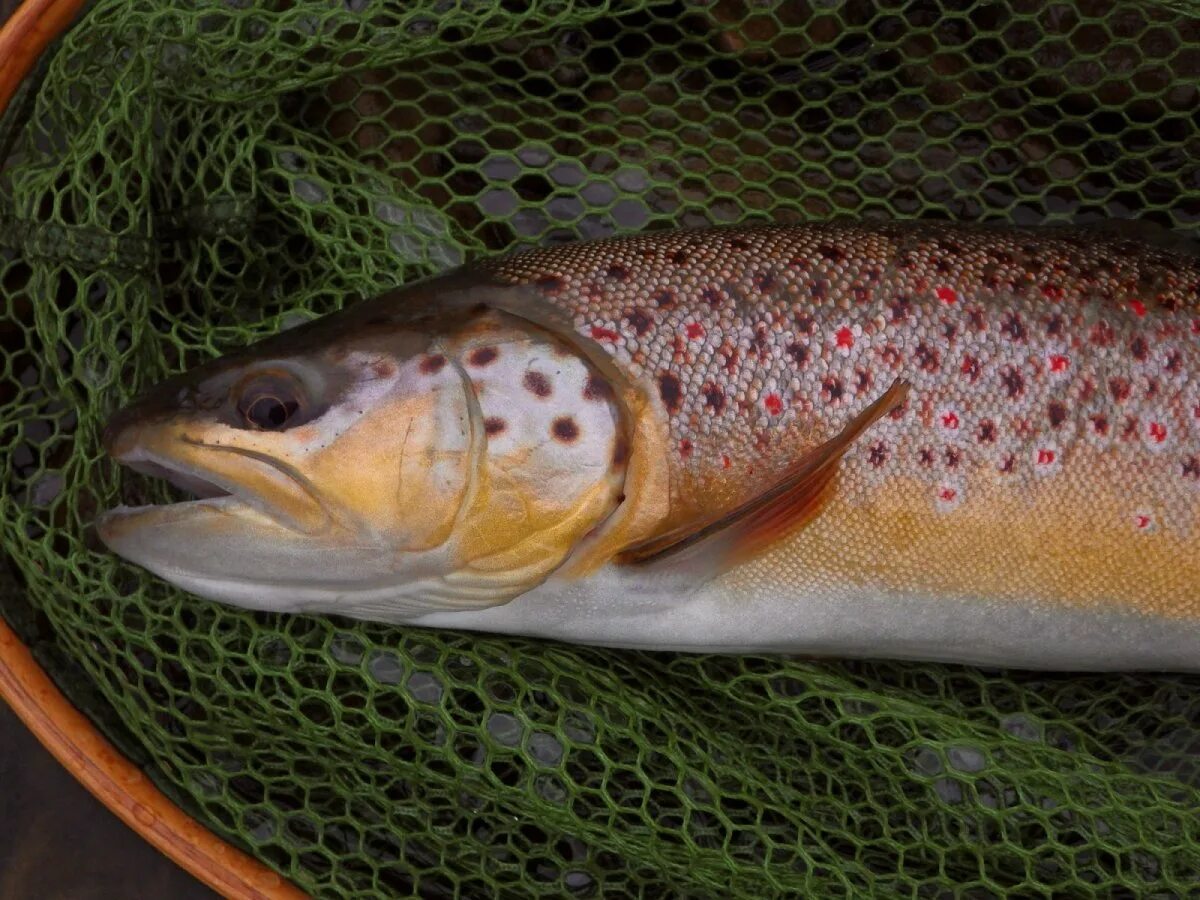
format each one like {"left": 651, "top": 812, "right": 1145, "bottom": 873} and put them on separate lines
{"left": 104, "top": 447, "right": 243, "bottom": 519}
{"left": 124, "top": 457, "right": 233, "bottom": 502}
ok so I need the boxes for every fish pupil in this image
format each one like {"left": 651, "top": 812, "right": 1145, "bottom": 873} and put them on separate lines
{"left": 246, "top": 395, "right": 298, "bottom": 430}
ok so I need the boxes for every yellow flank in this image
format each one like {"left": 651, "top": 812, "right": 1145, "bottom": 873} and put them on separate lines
{"left": 726, "top": 453, "right": 1200, "bottom": 620}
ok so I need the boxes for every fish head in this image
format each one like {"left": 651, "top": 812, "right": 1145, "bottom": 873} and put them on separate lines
{"left": 97, "top": 292, "right": 633, "bottom": 619}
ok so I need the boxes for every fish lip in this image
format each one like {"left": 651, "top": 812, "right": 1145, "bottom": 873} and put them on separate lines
{"left": 99, "top": 439, "right": 322, "bottom": 534}
{"left": 98, "top": 445, "right": 249, "bottom": 527}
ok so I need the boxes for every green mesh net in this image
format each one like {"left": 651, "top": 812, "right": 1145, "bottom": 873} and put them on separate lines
{"left": 3, "top": 0, "right": 1200, "bottom": 895}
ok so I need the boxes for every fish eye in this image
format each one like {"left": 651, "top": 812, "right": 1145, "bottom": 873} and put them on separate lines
{"left": 235, "top": 372, "right": 305, "bottom": 431}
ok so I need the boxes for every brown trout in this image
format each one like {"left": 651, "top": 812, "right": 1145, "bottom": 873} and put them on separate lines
{"left": 98, "top": 222, "right": 1200, "bottom": 669}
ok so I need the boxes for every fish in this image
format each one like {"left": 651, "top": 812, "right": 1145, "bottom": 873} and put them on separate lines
{"left": 97, "top": 221, "right": 1200, "bottom": 670}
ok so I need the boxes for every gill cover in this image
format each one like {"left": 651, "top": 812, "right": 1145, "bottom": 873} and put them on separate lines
{"left": 391, "top": 311, "right": 630, "bottom": 616}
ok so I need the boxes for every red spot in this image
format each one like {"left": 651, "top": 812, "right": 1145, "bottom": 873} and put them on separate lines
{"left": 685, "top": 322, "right": 706, "bottom": 340}
{"left": 835, "top": 326, "right": 854, "bottom": 349}
{"left": 1049, "top": 354, "right": 1069, "bottom": 373}
{"left": 941, "top": 411, "right": 960, "bottom": 430}
{"left": 679, "top": 439, "right": 693, "bottom": 458}
{"left": 721, "top": 454, "right": 731, "bottom": 469}
{"left": 764, "top": 393, "right": 783, "bottom": 415}
{"left": 590, "top": 325, "right": 620, "bottom": 342}
{"left": 939, "top": 487, "right": 957, "bottom": 502}
{"left": 1148, "top": 421, "right": 1168, "bottom": 443}
{"left": 1041, "top": 284, "right": 1064, "bottom": 301}
{"left": 1134, "top": 514, "right": 1152, "bottom": 529}
{"left": 1037, "top": 449, "right": 1056, "bottom": 465}
{"left": 935, "top": 286, "right": 957, "bottom": 304}
{"left": 1130, "top": 299, "right": 1147, "bottom": 317}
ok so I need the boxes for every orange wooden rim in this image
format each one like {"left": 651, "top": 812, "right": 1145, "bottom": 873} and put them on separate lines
{"left": 0, "top": 617, "right": 308, "bottom": 899}
{"left": 0, "top": 0, "right": 86, "bottom": 115}
{"left": 0, "top": 2, "right": 307, "bottom": 897}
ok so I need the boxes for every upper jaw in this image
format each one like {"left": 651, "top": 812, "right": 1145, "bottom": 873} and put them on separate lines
{"left": 99, "top": 422, "right": 331, "bottom": 536}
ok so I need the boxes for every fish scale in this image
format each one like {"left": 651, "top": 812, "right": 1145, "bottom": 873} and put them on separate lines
{"left": 478, "top": 222, "right": 1200, "bottom": 620}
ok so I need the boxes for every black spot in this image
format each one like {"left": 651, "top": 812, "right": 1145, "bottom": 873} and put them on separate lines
{"left": 915, "top": 343, "right": 941, "bottom": 373}
{"left": 523, "top": 370, "right": 552, "bottom": 398}
{"left": 653, "top": 288, "right": 677, "bottom": 309}
{"left": 821, "top": 375, "right": 845, "bottom": 402}
{"left": 484, "top": 417, "right": 507, "bottom": 436}
{"left": 606, "top": 263, "right": 630, "bottom": 281}
{"left": 469, "top": 346, "right": 498, "bottom": 367}
{"left": 703, "top": 384, "right": 726, "bottom": 413}
{"left": 998, "top": 454, "right": 1015, "bottom": 474}
{"left": 1182, "top": 456, "right": 1200, "bottom": 479}
{"left": 657, "top": 373, "right": 683, "bottom": 413}
{"left": 944, "top": 447, "right": 961, "bottom": 468}
{"left": 1000, "top": 312, "right": 1027, "bottom": 341}
{"left": 977, "top": 419, "right": 996, "bottom": 443}
{"left": 552, "top": 416, "right": 579, "bottom": 442}
{"left": 1129, "top": 335, "right": 1149, "bottom": 362}
{"left": 1091, "top": 414, "right": 1110, "bottom": 436}
{"left": 623, "top": 308, "right": 653, "bottom": 335}
{"left": 1047, "top": 401, "right": 1068, "bottom": 428}
{"left": 729, "top": 236, "right": 750, "bottom": 251}
{"left": 889, "top": 297, "right": 913, "bottom": 321}
{"left": 1000, "top": 365, "right": 1025, "bottom": 399}
{"left": 753, "top": 272, "right": 775, "bottom": 292}
{"left": 817, "top": 243, "right": 845, "bottom": 262}
{"left": 419, "top": 354, "right": 446, "bottom": 375}
{"left": 793, "top": 314, "right": 816, "bottom": 335}
{"left": 1108, "top": 377, "right": 1131, "bottom": 403}
{"left": 536, "top": 274, "right": 565, "bottom": 292}
{"left": 810, "top": 279, "right": 829, "bottom": 301}
{"left": 1045, "top": 313, "right": 1066, "bottom": 337}
{"left": 960, "top": 354, "right": 981, "bottom": 382}
{"left": 752, "top": 324, "right": 770, "bottom": 354}
{"left": 918, "top": 448, "right": 935, "bottom": 467}
{"left": 785, "top": 342, "right": 809, "bottom": 367}
{"left": 583, "top": 374, "right": 612, "bottom": 402}
{"left": 1090, "top": 320, "right": 1116, "bottom": 346}
{"left": 670, "top": 248, "right": 689, "bottom": 265}
{"left": 701, "top": 287, "right": 723, "bottom": 307}
{"left": 868, "top": 442, "right": 889, "bottom": 467}
{"left": 1166, "top": 349, "right": 1183, "bottom": 373}
{"left": 855, "top": 367, "right": 873, "bottom": 395}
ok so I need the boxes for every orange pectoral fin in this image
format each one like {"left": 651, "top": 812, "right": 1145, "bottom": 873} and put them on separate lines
{"left": 619, "top": 378, "right": 910, "bottom": 568}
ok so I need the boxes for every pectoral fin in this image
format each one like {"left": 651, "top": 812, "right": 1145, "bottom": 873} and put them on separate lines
{"left": 619, "top": 378, "right": 909, "bottom": 568}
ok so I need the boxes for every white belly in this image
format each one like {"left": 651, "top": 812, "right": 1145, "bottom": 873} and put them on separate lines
{"left": 410, "top": 563, "right": 1200, "bottom": 671}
